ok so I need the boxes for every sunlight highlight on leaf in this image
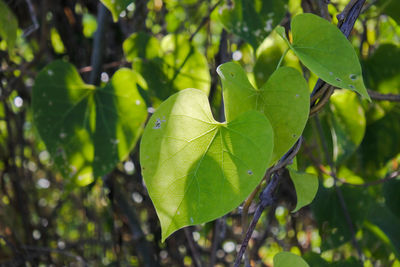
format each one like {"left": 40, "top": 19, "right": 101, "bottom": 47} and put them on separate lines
{"left": 140, "top": 89, "right": 273, "bottom": 241}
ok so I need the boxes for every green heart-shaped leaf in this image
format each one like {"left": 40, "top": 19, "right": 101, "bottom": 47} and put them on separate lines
{"left": 288, "top": 168, "right": 318, "bottom": 212}
{"left": 274, "top": 252, "right": 310, "bottom": 267}
{"left": 276, "top": 13, "right": 370, "bottom": 101}
{"left": 217, "top": 62, "right": 309, "bottom": 163}
{"left": 219, "top": 0, "right": 288, "bottom": 49}
{"left": 101, "top": 0, "right": 133, "bottom": 22}
{"left": 140, "top": 89, "right": 273, "bottom": 241}
{"left": 32, "top": 60, "right": 147, "bottom": 185}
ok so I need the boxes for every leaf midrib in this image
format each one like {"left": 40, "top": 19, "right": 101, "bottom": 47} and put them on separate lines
{"left": 165, "top": 126, "right": 220, "bottom": 236}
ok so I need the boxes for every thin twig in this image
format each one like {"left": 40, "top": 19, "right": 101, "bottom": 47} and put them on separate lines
{"left": 309, "top": 85, "right": 335, "bottom": 116}
{"left": 361, "top": 0, "right": 378, "bottom": 14}
{"left": 79, "top": 60, "right": 129, "bottom": 73}
{"left": 334, "top": 183, "right": 364, "bottom": 260}
{"left": 112, "top": 180, "right": 160, "bottom": 267}
{"left": 209, "top": 217, "right": 225, "bottom": 267}
{"left": 314, "top": 116, "right": 364, "bottom": 262}
{"left": 240, "top": 136, "right": 303, "bottom": 243}
{"left": 311, "top": 83, "right": 330, "bottom": 104}
{"left": 189, "top": 1, "right": 222, "bottom": 42}
{"left": 233, "top": 173, "right": 281, "bottom": 267}
{"left": 234, "top": 138, "right": 303, "bottom": 266}
{"left": 184, "top": 227, "right": 203, "bottom": 267}
{"left": 23, "top": 0, "right": 39, "bottom": 37}
{"left": 367, "top": 90, "right": 400, "bottom": 102}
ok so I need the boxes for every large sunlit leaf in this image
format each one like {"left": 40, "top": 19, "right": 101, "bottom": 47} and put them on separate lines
{"left": 140, "top": 89, "right": 273, "bottom": 241}
{"left": 0, "top": 0, "right": 18, "bottom": 54}
{"left": 101, "top": 0, "right": 133, "bottom": 22}
{"left": 32, "top": 61, "right": 147, "bottom": 185}
{"left": 273, "top": 252, "right": 309, "bottom": 267}
{"left": 276, "top": 13, "right": 370, "bottom": 100}
{"left": 124, "top": 33, "right": 210, "bottom": 101}
{"left": 217, "top": 62, "right": 309, "bottom": 163}
{"left": 219, "top": 0, "right": 288, "bottom": 49}
{"left": 329, "top": 90, "right": 366, "bottom": 164}
{"left": 288, "top": 168, "right": 318, "bottom": 212}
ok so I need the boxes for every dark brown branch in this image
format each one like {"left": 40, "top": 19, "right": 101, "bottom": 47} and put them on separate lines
{"left": 233, "top": 138, "right": 303, "bottom": 267}
{"left": 367, "top": 90, "right": 400, "bottom": 102}
{"left": 233, "top": 173, "right": 281, "bottom": 267}
{"left": 310, "top": 0, "right": 367, "bottom": 106}
{"left": 234, "top": 0, "right": 367, "bottom": 264}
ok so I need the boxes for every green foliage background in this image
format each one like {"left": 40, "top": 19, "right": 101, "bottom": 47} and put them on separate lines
{"left": 0, "top": 0, "right": 399, "bottom": 266}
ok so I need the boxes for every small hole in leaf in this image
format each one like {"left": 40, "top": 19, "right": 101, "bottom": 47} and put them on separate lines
{"left": 336, "top": 78, "right": 342, "bottom": 82}
{"left": 295, "top": 94, "right": 299, "bottom": 98}
{"left": 349, "top": 85, "right": 355, "bottom": 89}
{"left": 329, "top": 72, "right": 333, "bottom": 76}
{"left": 350, "top": 74, "right": 357, "bottom": 80}
{"left": 247, "top": 170, "right": 253, "bottom": 175}
{"left": 292, "top": 134, "right": 296, "bottom": 138}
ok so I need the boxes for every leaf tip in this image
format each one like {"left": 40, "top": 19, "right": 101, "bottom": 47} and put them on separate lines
{"left": 364, "top": 91, "right": 372, "bottom": 102}
{"left": 274, "top": 251, "right": 310, "bottom": 267}
{"left": 275, "top": 26, "right": 286, "bottom": 40}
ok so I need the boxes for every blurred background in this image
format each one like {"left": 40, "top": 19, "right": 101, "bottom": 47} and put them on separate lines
{"left": 0, "top": 0, "right": 399, "bottom": 266}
